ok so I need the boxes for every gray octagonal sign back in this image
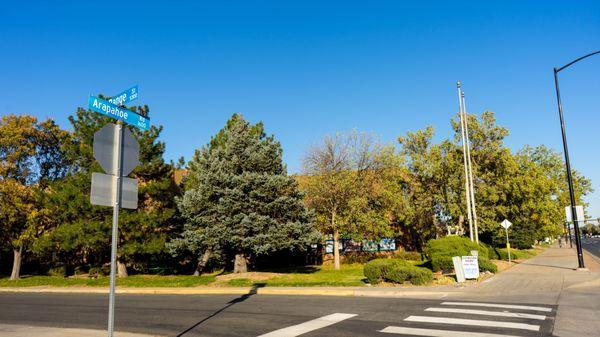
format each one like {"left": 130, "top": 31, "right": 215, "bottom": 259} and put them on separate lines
{"left": 93, "top": 123, "right": 139, "bottom": 176}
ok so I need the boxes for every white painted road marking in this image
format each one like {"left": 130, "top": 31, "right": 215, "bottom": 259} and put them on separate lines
{"left": 441, "top": 301, "right": 552, "bottom": 312}
{"left": 404, "top": 315, "right": 540, "bottom": 331}
{"left": 257, "top": 313, "right": 357, "bottom": 337}
{"left": 425, "top": 307, "right": 547, "bottom": 320}
{"left": 380, "top": 326, "right": 523, "bottom": 337}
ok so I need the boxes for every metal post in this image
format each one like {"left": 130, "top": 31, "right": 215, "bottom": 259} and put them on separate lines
{"left": 457, "top": 82, "right": 473, "bottom": 241}
{"left": 107, "top": 121, "right": 124, "bottom": 336}
{"left": 462, "top": 91, "right": 479, "bottom": 244}
{"left": 505, "top": 227, "right": 511, "bottom": 264}
{"left": 553, "top": 68, "right": 585, "bottom": 269}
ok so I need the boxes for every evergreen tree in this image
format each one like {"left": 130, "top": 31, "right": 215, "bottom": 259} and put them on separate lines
{"left": 174, "top": 114, "right": 318, "bottom": 273}
{"left": 34, "top": 99, "right": 180, "bottom": 276}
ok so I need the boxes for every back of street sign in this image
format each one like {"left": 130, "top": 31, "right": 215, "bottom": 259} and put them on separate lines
{"left": 93, "top": 123, "right": 140, "bottom": 177}
{"left": 90, "top": 173, "right": 138, "bottom": 209}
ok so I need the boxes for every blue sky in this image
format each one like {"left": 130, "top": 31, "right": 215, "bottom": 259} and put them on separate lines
{"left": 1, "top": 1, "right": 599, "bottom": 216}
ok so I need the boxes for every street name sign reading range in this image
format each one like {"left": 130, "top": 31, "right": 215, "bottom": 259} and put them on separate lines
{"left": 88, "top": 95, "right": 149, "bottom": 131}
{"left": 108, "top": 85, "right": 138, "bottom": 106}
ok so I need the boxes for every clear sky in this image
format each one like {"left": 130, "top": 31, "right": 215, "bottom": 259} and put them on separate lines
{"left": 1, "top": 1, "right": 599, "bottom": 216}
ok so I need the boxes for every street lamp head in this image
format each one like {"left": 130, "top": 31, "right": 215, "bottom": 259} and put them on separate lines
{"left": 456, "top": 81, "right": 461, "bottom": 88}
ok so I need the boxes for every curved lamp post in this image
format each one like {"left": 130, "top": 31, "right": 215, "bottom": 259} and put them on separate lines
{"left": 553, "top": 50, "right": 600, "bottom": 269}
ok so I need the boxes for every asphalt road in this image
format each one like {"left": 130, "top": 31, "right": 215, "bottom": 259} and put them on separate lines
{"left": 0, "top": 292, "right": 556, "bottom": 337}
{"left": 582, "top": 237, "right": 600, "bottom": 264}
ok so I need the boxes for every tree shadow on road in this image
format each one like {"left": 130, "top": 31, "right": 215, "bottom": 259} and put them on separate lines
{"left": 176, "top": 283, "right": 266, "bottom": 336}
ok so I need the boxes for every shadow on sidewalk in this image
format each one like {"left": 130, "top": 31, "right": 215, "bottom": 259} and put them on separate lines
{"left": 517, "top": 261, "right": 576, "bottom": 271}
{"left": 176, "top": 283, "right": 266, "bottom": 336}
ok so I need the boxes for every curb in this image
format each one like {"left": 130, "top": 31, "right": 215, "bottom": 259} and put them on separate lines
{"left": 0, "top": 286, "right": 457, "bottom": 298}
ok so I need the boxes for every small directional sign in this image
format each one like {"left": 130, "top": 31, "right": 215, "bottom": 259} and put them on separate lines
{"left": 88, "top": 95, "right": 150, "bottom": 131}
{"left": 108, "top": 85, "right": 138, "bottom": 106}
{"left": 500, "top": 219, "right": 512, "bottom": 229}
{"left": 93, "top": 123, "right": 139, "bottom": 176}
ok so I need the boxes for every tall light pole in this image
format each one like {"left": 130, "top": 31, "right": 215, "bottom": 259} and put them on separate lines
{"left": 553, "top": 50, "right": 600, "bottom": 270}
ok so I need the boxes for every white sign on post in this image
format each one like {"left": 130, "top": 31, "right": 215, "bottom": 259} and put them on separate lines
{"left": 565, "top": 206, "right": 584, "bottom": 223}
{"left": 461, "top": 256, "right": 480, "bottom": 279}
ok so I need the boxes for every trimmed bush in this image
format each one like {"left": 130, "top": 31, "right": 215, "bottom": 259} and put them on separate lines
{"left": 364, "top": 258, "right": 406, "bottom": 284}
{"left": 426, "top": 236, "right": 489, "bottom": 272}
{"left": 478, "top": 258, "right": 497, "bottom": 273}
{"left": 364, "top": 258, "right": 433, "bottom": 285}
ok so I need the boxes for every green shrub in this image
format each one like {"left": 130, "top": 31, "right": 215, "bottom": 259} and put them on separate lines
{"left": 363, "top": 258, "right": 432, "bottom": 285}
{"left": 491, "top": 248, "right": 535, "bottom": 261}
{"left": 478, "top": 258, "right": 497, "bottom": 273}
{"left": 343, "top": 252, "right": 380, "bottom": 264}
{"left": 364, "top": 258, "right": 406, "bottom": 284}
{"left": 48, "top": 266, "right": 66, "bottom": 277}
{"left": 88, "top": 267, "right": 106, "bottom": 278}
{"left": 386, "top": 264, "right": 433, "bottom": 285}
{"left": 392, "top": 251, "right": 422, "bottom": 261}
{"left": 426, "top": 236, "right": 489, "bottom": 272}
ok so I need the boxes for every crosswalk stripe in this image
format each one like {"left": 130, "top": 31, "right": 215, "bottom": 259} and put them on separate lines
{"left": 425, "top": 307, "right": 547, "bottom": 320}
{"left": 257, "top": 313, "right": 357, "bottom": 337}
{"left": 441, "top": 301, "right": 552, "bottom": 312}
{"left": 380, "top": 326, "right": 523, "bottom": 337}
{"left": 404, "top": 315, "right": 540, "bottom": 331}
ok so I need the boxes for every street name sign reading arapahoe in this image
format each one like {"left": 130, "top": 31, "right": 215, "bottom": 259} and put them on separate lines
{"left": 88, "top": 94, "right": 149, "bottom": 131}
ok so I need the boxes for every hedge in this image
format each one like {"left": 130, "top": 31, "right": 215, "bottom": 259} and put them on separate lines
{"left": 364, "top": 258, "right": 433, "bottom": 285}
{"left": 425, "top": 236, "right": 490, "bottom": 272}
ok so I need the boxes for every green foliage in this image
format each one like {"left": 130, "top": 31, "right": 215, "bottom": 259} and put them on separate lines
{"left": 425, "top": 236, "right": 488, "bottom": 272}
{"left": 363, "top": 258, "right": 432, "bottom": 285}
{"left": 173, "top": 114, "right": 319, "bottom": 271}
{"left": 32, "top": 102, "right": 180, "bottom": 275}
{"left": 477, "top": 258, "right": 497, "bottom": 273}
{"left": 392, "top": 251, "right": 423, "bottom": 261}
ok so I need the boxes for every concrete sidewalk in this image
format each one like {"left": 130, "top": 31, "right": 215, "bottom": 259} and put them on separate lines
{"left": 0, "top": 324, "right": 155, "bottom": 337}
{"left": 452, "top": 246, "right": 600, "bottom": 337}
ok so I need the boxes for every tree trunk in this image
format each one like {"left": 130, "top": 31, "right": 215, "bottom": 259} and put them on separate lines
{"left": 331, "top": 208, "right": 341, "bottom": 271}
{"left": 233, "top": 253, "right": 248, "bottom": 274}
{"left": 117, "top": 260, "right": 128, "bottom": 278}
{"left": 10, "top": 246, "right": 22, "bottom": 280}
{"left": 193, "top": 249, "right": 212, "bottom": 276}
{"left": 333, "top": 229, "right": 341, "bottom": 271}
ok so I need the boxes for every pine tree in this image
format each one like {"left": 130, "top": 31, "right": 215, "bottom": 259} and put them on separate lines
{"left": 174, "top": 114, "right": 318, "bottom": 273}
{"left": 35, "top": 100, "right": 180, "bottom": 276}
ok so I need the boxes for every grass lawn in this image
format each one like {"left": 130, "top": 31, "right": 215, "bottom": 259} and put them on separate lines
{"left": 258, "top": 263, "right": 366, "bottom": 287}
{"left": 0, "top": 264, "right": 366, "bottom": 288}
{"left": 0, "top": 274, "right": 216, "bottom": 288}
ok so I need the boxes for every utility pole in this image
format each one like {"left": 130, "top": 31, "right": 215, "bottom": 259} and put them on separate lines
{"left": 462, "top": 91, "right": 479, "bottom": 244}
{"left": 457, "top": 82, "right": 473, "bottom": 241}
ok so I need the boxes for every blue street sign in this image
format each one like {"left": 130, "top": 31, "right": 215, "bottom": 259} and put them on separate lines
{"left": 108, "top": 85, "right": 139, "bottom": 106}
{"left": 88, "top": 96, "right": 150, "bottom": 131}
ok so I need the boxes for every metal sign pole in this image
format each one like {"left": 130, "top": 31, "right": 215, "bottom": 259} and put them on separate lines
{"left": 505, "top": 227, "right": 511, "bottom": 264}
{"left": 107, "top": 121, "right": 124, "bottom": 337}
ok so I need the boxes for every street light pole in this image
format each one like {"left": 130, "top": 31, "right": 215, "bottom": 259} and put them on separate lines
{"left": 553, "top": 50, "right": 600, "bottom": 270}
